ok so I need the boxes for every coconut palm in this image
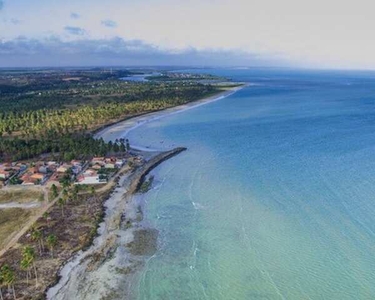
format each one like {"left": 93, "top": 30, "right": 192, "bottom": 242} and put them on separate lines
{"left": 21, "top": 246, "right": 37, "bottom": 286}
{"left": 57, "top": 198, "right": 66, "bottom": 217}
{"left": 46, "top": 234, "right": 57, "bottom": 258}
{"left": 0, "top": 265, "right": 16, "bottom": 300}
{"left": 30, "top": 228, "right": 44, "bottom": 255}
{"left": 51, "top": 184, "right": 58, "bottom": 199}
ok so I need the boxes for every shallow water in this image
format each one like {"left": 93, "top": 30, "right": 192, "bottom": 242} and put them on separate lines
{"left": 128, "top": 69, "right": 375, "bottom": 299}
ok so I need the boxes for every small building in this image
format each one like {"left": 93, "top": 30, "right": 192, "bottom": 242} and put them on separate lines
{"left": 104, "top": 163, "right": 116, "bottom": 169}
{"left": 20, "top": 173, "right": 37, "bottom": 185}
{"left": 0, "top": 170, "right": 10, "bottom": 179}
{"left": 115, "top": 159, "right": 125, "bottom": 168}
{"left": 39, "top": 166, "right": 49, "bottom": 174}
{"left": 57, "top": 164, "right": 72, "bottom": 173}
{"left": 30, "top": 173, "right": 46, "bottom": 181}
{"left": 71, "top": 160, "right": 82, "bottom": 167}
{"left": 22, "top": 178, "right": 36, "bottom": 186}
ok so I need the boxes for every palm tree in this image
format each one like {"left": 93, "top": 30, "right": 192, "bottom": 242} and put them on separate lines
{"left": 21, "top": 246, "right": 37, "bottom": 286}
{"left": 30, "top": 228, "right": 44, "bottom": 255}
{"left": 57, "top": 198, "right": 66, "bottom": 217}
{"left": 46, "top": 234, "right": 57, "bottom": 258}
{"left": 51, "top": 184, "right": 58, "bottom": 199}
{"left": 90, "top": 186, "right": 97, "bottom": 204}
{"left": 0, "top": 265, "right": 16, "bottom": 300}
{"left": 20, "top": 253, "right": 31, "bottom": 285}
{"left": 72, "top": 185, "right": 80, "bottom": 202}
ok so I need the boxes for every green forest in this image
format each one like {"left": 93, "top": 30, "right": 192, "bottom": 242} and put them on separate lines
{"left": 0, "top": 68, "right": 224, "bottom": 161}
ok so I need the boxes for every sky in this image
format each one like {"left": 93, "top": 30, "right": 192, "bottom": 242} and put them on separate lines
{"left": 0, "top": 0, "right": 374, "bottom": 69}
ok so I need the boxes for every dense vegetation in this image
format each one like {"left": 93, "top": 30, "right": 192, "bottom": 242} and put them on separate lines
{"left": 0, "top": 84, "right": 217, "bottom": 138}
{"left": 0, "top": 68, "right": 223, "bottom": 162}
{"left": 0, "top": 135, "right": 127, "bottom": 161}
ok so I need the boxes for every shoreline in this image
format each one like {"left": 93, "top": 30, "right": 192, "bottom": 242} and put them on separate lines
{"left": 47, "top": 83, "right": 246, "bottom": 299}
{"left": 95, "top": 84, "right": 246, "bottom": 150}
{"left": 46, "top": 148, "right": 187, "bottom": 299}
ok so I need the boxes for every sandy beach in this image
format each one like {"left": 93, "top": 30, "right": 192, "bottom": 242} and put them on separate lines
{"left": 95, "top": 85, "right": 246, "bottom": 149}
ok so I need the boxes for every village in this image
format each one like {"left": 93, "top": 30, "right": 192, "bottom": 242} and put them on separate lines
{"left": 0, "top": 154, "right": 143, "bottom": 189}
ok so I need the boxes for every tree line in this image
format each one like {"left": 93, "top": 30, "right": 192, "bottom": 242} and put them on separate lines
{"left": 0, "top": 84, "right": 217, "bottom": 138}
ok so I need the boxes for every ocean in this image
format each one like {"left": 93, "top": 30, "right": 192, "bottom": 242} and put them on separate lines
{"left": 127, "top": 68, "right": 375, "bottom": 299}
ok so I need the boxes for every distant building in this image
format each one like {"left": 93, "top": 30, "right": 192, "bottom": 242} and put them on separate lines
{"left": 104, "top": 163, "right": 116, "bottom": 169}
{"left": 39, "top": 166, "right": 49, "bottom": 174}
{"left": 57, "top": 164, "right": 72, "bottom": 173}
{"left": 0, "top": 170, "right": 10, "bottom": 179}
{"left": 75, "top": 168, "right": 107, "bottom": 185}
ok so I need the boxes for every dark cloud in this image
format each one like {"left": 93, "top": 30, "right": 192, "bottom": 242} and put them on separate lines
{"left": 64, "top": 26, "right": 86, "bottom": 36}
{"left": 70, "top": 12, "right": 80, "bottom": 19}
{"left": 0, "top": 36, "right": 289, "bottom": 67}
{"left": 0, "top": 0, "right": 4, "bottom": 10}
{"left": 101, "top": 19, "right": 117, "bottom": 28}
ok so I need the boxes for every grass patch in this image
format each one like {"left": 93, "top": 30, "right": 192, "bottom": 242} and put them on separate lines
{"left": 0, "top": 208, "right": 32, "bottom": 249}
{"left": 0, "top": 187, "right": 44, "bottom": 204}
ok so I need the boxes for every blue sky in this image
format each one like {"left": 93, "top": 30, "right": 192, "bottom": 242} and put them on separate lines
{"left": 0, "top": 0, "right": 374, "bottom": 69}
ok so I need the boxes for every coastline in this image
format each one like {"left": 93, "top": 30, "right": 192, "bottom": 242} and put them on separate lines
{"left": 47, "top": 83, "right": 246, "bottom": 299}
{"left": 95, "top": 84, "right": 246, "bottom": 149}
{"left": 47, "top": 148, "right": 187, "bottom": 299}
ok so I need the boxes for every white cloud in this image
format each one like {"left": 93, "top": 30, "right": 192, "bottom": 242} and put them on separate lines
{"left": 1, "top": 0, "right": 375, "bottom": 69}
{"left": 0, "top": 36, "right": 291, "bottom": 67}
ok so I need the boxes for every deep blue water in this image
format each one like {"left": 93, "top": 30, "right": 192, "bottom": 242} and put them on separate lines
{"left": 128, "top": 68, "right": 375, "bottom": 299}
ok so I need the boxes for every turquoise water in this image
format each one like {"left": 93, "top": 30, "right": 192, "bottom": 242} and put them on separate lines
{"left": 128, "top": 69, "right": 375, "bottom": 299}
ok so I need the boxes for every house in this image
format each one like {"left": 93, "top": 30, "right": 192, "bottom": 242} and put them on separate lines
{"left": 0, "top": 170, "right": 10, "bottom": 180}
{"left": 16, "top": 163, "right": 27, "bottom": 172}
{"left": 30, "top": 173, "right": 46, "bottom": 182}
{"left": 71, "top": 160, "right": 83, "bottom": 167}
{"left": 22, "top": 178, "right": 36, "bottom": 186}
{"left": 76, "top": 170, "right": 101, "bottom": 185}
{"left": 20, "top": 173, "right": 36, "bottom": 185}
{"left": 57, "top": 164, "right": 72, "bottom": 173}
{"left": 92, "top": 157, "right": 105, "bottom": 163}
{"left": 0, "top": 163, "right": 12, "bottom": 170}
{"left": 70, "top": 161, "right": 83, "bottom": 174}
{"left": 75, "top": 167, "right": 108, "bottom": 185}
{"left": 39, "top": 165, "right": 49, "bottom": 174}
{"left": 75, "top": 174, "right": 101, "bottom": 185}
{"left": 83, "top": 169, "right": 97, "bottom": 176}
{"left": 104, "top": 163, "right": 116, "bottom": 169}
{"left": 20, "top": 171, "right": 46, "bottom": 185}
{"left": 115, "top": 159, "right": 125, "bottom": 168}
{"left": 91, "top": 157, "right": 105, "bottom": 167}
